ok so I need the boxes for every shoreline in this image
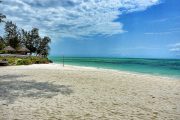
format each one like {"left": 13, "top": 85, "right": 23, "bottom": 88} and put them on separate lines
{"left": 14, "top": 63, "right": 179, "bottom": 80}
{"left": 49, "top": 57, "right": 180, "bottom": 79}
{"left": 1, "top": 63, "right": 179, "bottom": 80}
{"left": 61, "top": 63, "right": 180, "bottom": 80}
{"left": 56, "top": 63, "right": 180, "bottom": 80}
{"left": 0, "top": 63, "right": 180, "bottom": 119}
{"left": 2, "top": 63, "right": 180, "bottom": 80}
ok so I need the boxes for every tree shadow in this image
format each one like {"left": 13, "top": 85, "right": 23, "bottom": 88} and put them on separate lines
{"left": 0, "top": 75, "right": 73, "bottom": 104}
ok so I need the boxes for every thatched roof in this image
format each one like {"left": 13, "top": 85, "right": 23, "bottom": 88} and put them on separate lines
{"left": 3, "top": 46, "right": 16, "bottom": 51}
{"left": 17, "top": 47, "right": 30, "bottom": 52}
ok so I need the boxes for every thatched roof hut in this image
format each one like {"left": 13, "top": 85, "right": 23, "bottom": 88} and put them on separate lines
{"left": 3, "top": 46, "right": 16, "bottom": 52}
{"left": 17, "top": 47, "right": 30, "bottom": 52}
{"left": 17, "top": 46, "right": 30, "bottom": 55}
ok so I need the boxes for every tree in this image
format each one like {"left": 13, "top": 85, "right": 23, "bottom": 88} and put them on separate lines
{"left": 31, "top": 28, "right": 41, "bottom": 51}
{"left": 0, "top": 36, "right": 5, "bottom": 50}
{"left": 25, "top": 28, "right": 41, "bottom": 54}
{"left": 37, "top": 36, "right": 51, "bottom": 57}
{"left": 18, "top": 28, "right": 28, "bottom": 46}
{"left": 0, "top": 13, "right": 6, "bottom": 23}
{"left": 0, "top": 11, "right": 51, "bottom": 57}
{"left": 4, "top": 21, "right": 20, "bottom": 49}
{"left": 0, "top": 1, "right": 6, "bottom": 23}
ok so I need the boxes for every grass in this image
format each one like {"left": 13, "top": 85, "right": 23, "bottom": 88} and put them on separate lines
{"left": 0, "top": 56, "right": 52, "bottom": 65}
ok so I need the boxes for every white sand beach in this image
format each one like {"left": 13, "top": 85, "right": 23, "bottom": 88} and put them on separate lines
{"left": 0, "top": 64, "right": 180, "bottom": 120}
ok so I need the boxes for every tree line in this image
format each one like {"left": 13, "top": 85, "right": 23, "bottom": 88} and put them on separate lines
{"left": 0, "top": 1, "right": 51, "bottom": 57}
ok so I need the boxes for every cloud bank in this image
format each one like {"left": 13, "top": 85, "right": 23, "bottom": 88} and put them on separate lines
{"left": 0, "top": 0, "right": 160, "bottom": 39}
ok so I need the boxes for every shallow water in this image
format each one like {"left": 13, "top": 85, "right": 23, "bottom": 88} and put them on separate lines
{"left": 49, "top": 57, "right": 180, "bottom": 78}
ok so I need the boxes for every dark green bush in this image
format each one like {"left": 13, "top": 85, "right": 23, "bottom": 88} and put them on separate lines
{"left": 0, "top": 56, "right": 51, "bottom": 65}
{"left": 30, "top": 57, "right": 49, "bottom": 64}
{"left": 16, "top": 59, "right": 24, "bottom": 65}
{"left": 0, "top": 57, "right": 18, "bottom": 65}
{"left": 16, "top": 59, "right": 32, "bottom": 65}
{"left": 0, "top": 50, "right": 6, "bottom": 54}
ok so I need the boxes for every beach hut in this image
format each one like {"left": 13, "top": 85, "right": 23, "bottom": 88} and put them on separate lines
{"left": 3, "top": 46, "right": 16, "bottom": 53}
{"left": 17, "top": 46, "right": 30, "bottom": 55}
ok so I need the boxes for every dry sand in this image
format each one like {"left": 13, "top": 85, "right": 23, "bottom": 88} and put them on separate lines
{"left": 0, "top": 64, "right": 180, "bottom": 120}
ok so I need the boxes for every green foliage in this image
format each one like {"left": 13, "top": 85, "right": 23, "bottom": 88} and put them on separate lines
{"left": 0, "top": 57, "right": 18, "bottom": 65}
{"left": 0, "top": 50, "right": 6, "bottom": 54}
{"left": 0, "top": 13, "right": 6, "bottom": 23}
{"left": 0, "top": 4, "right": 51, "bottom": 58}
{"left": 0, "top": 36, "right": 5, "bottom": 50}
{"left": 4, "top": 21, "right": 20, "bottom": 49}
{"left": 0, "top": 42, "right": 5, "bottom": 50}
{"left": 0, "top": 56, "right": 51, "bottom": 65}
{"left": 18, "top": 28, "right": 51, "bottom": 56}
{"left": 16, "top": 59, "right": 32, "bottom": 65}
{"left": 37, "top": 36, "right": 51, "bottom": 57}
{"left": 30, "top": 57, "right": 49, "bottom": 64}
{"left": 0, "top": 43, "right": 5, "bottom": 50}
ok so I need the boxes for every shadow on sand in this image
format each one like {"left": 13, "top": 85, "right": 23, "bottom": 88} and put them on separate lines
{"left": 0, "top": 75, "right": 73, "bottom": 104}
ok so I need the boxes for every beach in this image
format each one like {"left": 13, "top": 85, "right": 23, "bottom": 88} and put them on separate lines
{"left": 0, "top": 64, "right": 180, "bottom": 120}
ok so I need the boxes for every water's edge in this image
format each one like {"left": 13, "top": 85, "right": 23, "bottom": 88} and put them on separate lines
{"left": 49, "top": 57, "right": 180, "bottom": 78}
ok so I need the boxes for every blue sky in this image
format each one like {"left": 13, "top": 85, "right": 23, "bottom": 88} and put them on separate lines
{"left": 0, "top": 0, "right": 180, "bottom": 58}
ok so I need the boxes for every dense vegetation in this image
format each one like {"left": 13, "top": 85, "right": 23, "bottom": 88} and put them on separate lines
{"left": 0, "top": 1, "right": 52, "bottom": 65}
{"left": 0, "top": 56, "right": 51, "bottom": 65}
{"left": 0, "top": 1, "right": 51, "bottom": 57}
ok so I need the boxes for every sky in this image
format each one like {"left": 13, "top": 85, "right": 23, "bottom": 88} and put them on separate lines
{"left": 0, "top": 0, "right": 180, "bottom": 58}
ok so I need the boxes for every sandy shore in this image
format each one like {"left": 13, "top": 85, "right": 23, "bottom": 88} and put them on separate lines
{"left": 0, "top": 64, "right": 180, "bottom": 120}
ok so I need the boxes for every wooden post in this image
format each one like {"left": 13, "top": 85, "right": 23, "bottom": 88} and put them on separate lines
{"left": 63, "top": 55, "right": 64, "bottom": 67}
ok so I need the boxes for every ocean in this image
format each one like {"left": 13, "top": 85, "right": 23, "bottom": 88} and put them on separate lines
{"left": 49, "top": 57, "right": 180, "bottom": 78}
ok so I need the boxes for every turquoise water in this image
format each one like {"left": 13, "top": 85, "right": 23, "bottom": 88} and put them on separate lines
{"left": 49, "top": 57, "right": 180, "bottom": 78}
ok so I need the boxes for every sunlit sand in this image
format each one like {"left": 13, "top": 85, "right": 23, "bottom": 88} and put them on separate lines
{"left": 0, "top": 64, "right": 180, "bottom": 119}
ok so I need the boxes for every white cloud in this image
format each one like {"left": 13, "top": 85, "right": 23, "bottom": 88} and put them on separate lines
{"left": 150, "top": 18, "right": 168, "bottom": 23}
{"left": 112, "top": 46, "right": 161, "bottom": 54}
{"left": 144, "top": 32, "right": 173, "bottom": 35}
{"left": 144, "top": 30, "right": 180, "bottom": 35}
{"left": 0, "top": 0, "right": 160, "bottom": 39}
{"left": 169, "top": 43, "right": 180, "bottom": 52}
